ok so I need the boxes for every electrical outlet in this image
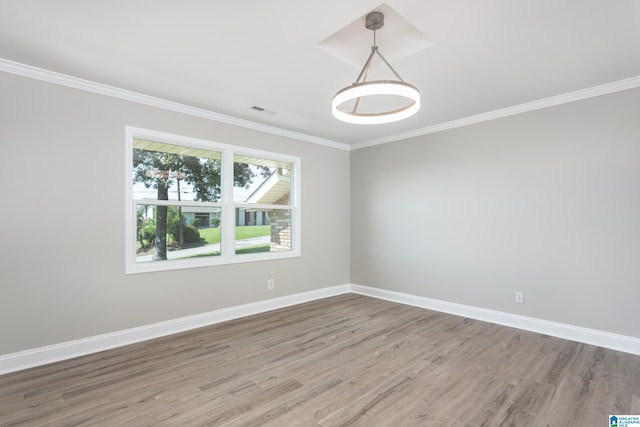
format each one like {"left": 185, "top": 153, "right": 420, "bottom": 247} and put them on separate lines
{"left": 267, "top": 278, "right": 275, "bottom": 290}
{"left": 515, "top": 291, "right": 524, "bottom": 304}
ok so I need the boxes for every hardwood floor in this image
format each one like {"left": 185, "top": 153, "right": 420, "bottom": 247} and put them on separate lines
{"left": 1, "top": 294, "right": 639, "bottom": 426}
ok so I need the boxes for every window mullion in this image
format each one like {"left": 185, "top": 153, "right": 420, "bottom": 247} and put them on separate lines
{"left": 132, "top": 199, "right": 222, "bottom": 208}
{"left": 234, "top": 203, "right": 292, "bottom": 210}
{"left": 221, "top": 148, "right": 236, "bottom": 257}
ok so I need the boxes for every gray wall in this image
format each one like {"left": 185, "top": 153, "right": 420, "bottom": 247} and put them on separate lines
{"left": 351, "top": 88, "right": 640, "bottom": 338}
{"left": 0, "top": 72, "right": 350, "bottom": 355}
{"left": 2, "top": 67, "right": 638, "bottom": 356}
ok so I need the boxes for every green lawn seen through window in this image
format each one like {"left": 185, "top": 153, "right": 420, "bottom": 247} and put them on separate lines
{"left": 197, "top": 225, "right": 270, "bottom": 245}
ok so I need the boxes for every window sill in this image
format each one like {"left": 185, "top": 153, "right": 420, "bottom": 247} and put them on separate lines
{"left": 125, "top": 250, "right": 301, "bottom": 274}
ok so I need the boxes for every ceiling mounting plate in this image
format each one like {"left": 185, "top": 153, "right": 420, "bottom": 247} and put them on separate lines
{"left": 365, "top": 11, "right": 384, "bottom": 31}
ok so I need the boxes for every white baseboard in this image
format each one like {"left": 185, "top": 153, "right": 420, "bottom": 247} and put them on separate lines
{"left": 0, "top": 284, "right": 350, "bottom": 375}
{"left": 350, "top": 284, "right": 640, "bottom": 356}
{"left": 3, "top": 283, "right": 639, "bottom": 375}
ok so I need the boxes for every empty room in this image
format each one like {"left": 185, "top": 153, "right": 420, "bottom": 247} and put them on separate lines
{"left": 1, "top": 1, "right": 639, "bottom": 426}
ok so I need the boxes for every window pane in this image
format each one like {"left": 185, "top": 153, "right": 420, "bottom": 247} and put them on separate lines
{"left": 233, "top": 155, "right": 292, "bottom": 205}
{"left": 136, "top": 205, "right": 222, "bottom": 262}
{"left": 133, "top": 139, "right": 222, "bottom": 202}
{"left": 235, "top": 208, "right": 292, "bottom": 254}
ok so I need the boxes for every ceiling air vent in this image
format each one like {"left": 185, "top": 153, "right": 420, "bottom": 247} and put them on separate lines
{"left": 250, "top": 105, "right": 277, "bottom": 115}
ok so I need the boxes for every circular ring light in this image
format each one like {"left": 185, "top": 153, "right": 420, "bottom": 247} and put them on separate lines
{"left": 332, "top": 80, "right": 421, "bottom": 125}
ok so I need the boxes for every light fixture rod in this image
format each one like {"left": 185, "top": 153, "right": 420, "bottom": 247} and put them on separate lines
{"left": 354, "top": 46, "right": 378, "bottom": 85}
{"left": 374, "top": 49, "right": 404, "bottom": 82}
{"left": 352, "top": 51, "right": 374, "bottom": 113}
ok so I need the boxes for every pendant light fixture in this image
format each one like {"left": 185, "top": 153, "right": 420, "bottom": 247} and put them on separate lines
{"left": 332, "top": 11, "right": 420, "bottom": 125}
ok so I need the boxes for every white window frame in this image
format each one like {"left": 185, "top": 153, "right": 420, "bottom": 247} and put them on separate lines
{"left": 125, "top": 126, "right": 301, "bottom": 274}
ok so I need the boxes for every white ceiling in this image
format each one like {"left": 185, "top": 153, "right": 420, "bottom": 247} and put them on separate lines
{"left": 1, "top": 0, "right": 640, "bottom": 147}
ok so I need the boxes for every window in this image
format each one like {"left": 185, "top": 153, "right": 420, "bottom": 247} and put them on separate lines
{"left": 125, "top": 127, "right": 300, "bottom": 274}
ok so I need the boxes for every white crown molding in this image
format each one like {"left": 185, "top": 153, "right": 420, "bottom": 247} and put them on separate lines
{"left": 0, "top": 58, "right": 350, "bottom": 151}
{"left": 3, "top": 58, "right": 638, "bottom": 152}
{"left": 0, "top": 285, "right": 350, "bottom": 375}
{"left": 350, "top": 284, "right": 640, "bottom": 356}
{"left": 2, "top": 283, "right": 639, "bottom": 375}
{"left": 351, "top": 75, "right": 640, "bottom": 150}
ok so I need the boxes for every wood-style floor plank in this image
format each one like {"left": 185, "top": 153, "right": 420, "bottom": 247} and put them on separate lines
{"left": 1, "top": 294, "right": 638, "bottom": 426}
